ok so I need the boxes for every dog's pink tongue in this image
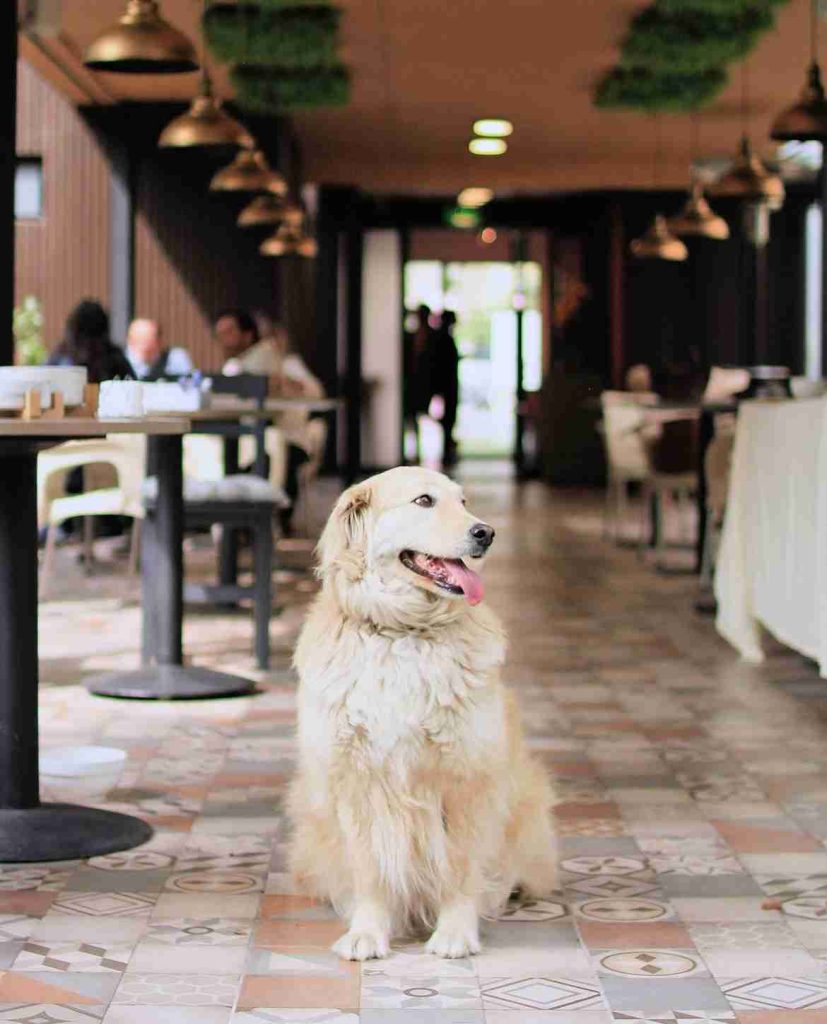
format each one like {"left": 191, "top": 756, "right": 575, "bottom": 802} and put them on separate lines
{"left": 442, "top": 559, "right": 484, "bottom": 605}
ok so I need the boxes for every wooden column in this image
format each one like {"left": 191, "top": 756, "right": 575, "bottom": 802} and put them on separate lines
{"left": 345, "top": 221, "right": 363, "bottom": 484}
{"left": 1, "top": 9, "right": 18, "bottom": 365}
{"left": 108, "top": 139, "right": 135, "bottom": 345}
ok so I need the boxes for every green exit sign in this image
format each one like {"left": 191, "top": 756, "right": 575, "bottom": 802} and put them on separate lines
{"left": 444, "top": 206, "right": 482, "bottom": 230}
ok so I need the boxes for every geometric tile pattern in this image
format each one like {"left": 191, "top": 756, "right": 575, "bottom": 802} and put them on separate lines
{"left": 13, "top": 941, "right": 132, "bottom": 972}
{"left": 722, "top": 976, "right": 827, "bottom": 1009}
{"left": 31, "top": 478, "right": 827, "bottom": 1023}
{"left": 481, "top": 976, "right": 604, "bottom": 1009}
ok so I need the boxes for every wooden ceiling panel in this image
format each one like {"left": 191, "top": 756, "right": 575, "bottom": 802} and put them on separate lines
{"left": 35, "top": 0, "right": 814, "bottom": 194}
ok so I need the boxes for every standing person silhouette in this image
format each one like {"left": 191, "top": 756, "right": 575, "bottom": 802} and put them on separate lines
{"left": 403, "top": 305, "right": 435, "bottom": 463}
{"left": 431, "top": 310, "right": 461, "bottom": 467}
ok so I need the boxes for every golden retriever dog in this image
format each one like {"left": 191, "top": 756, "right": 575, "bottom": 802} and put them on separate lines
{"left": 288, "top": 466, "right": 557, "bottom": 960}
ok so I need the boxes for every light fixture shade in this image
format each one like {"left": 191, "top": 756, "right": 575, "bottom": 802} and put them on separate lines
{"left": 472, "top": 118, "right": 513, "bottom": 138}
{"left": 630, "top": 214, "right": 688, "bottom": 261}
{"left": 710, "top": 136, "right": 785, "bottom": 210}
{"left": 457, "top": 187, "right": 493, "bottom": 208}
{"left": 771, "top": 62, "right": 827, "bottom": 141}
{"left": 237, "top": 195, "right": 304, "bottom": 228}
{"left": 468, "top": 138, "right": 507, "bottom": 156}
{"left": 260, "top": 224, "right": 317, "bottom": 257}
{"left": 159, "top": 76, "right": 252, "bottom": 148}
{"left": 85, "top": 0, "right": 198, "bottom": 73}
{"left": 210, "top": 148, "right": 288, "bottom": 195}
{"left": 668, "top": 181, "right": 730, "bottom": 240}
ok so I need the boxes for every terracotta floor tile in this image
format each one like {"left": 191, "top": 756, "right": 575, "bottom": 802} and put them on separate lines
{"left": 577, "top": 920, "right": 694, "bottom": 948}
{"left": 236, "top": 972, "right": 359, "bottom": 1009}
{"left": 713, "top": 821, "right": 823, "bottom": 853}
{"left": 253, "top": 919, "right": 343, "bottom": 948}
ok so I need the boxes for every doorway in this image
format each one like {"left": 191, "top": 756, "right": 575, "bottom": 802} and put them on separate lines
{"left": 404, "top": 259, "right": 543, "bottom": 463}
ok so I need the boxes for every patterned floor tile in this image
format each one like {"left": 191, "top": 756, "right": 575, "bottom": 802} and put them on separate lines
{"left": 575, "top": 899, "right": 676, "bottom": 924}
{"left": 143, "top": 918, "right": 252, "bottom": 946}
{"left": 0, "top": 869, "right": 76, "bottom": 894}
{"left": 722, "top": 976, "right": 827, "bottom": 1009}
{"left": 359, "top": 974, "right": 481, "bottom": 1009}
{"left": 0, "top": 1006, "right": 105, "bottom": 1022}
{"left": 13, "top": 942, "right": 133, "bottom": 973}
{"left": 596, "top": 950, "right": 706, "bottom": 979}
{"left": 231, "top": 1012, "right": 360, "bottom": 1024}
{"left": 687, "top": 923, "right": 801, "bottom": 950}
{"left": 236, "top": 975, "right": 359, "bottom": 1011}
{"left": 111, "top": 973, "right": 239, "bottom": 1006}
{"left": 480, "top": 976, "right": 604, "bottom": 1010}
{"left": 48, "top": 895, "right": 155, "bottom": 920}
{"left": 104, "top": 1008, "right": 231, "bottom": 1023}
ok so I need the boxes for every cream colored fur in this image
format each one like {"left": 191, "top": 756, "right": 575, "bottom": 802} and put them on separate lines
{"left": 288, "top": 466, "right": 557, "bottom": 960}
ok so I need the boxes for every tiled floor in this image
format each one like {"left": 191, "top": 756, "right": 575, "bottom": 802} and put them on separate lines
{"left": 16, "top": 468, "right": 827, "bottom": 1022}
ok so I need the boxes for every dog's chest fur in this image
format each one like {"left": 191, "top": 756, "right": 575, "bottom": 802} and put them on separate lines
{"left": 298, "top": 604, "right": 507, "bottom": 769}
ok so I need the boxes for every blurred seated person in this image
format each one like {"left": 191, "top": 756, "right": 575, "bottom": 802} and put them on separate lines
{"left": 48, "top": 298, "right": 132, "bottom": 382}
{"left": 212, "top": 308, "right": 325, "bottom": 532}
{"left": 46, "top": 299, "right": 132, "bottom": 541}
{"left": 126, "top": 318, "right": 193, "bottom": 380}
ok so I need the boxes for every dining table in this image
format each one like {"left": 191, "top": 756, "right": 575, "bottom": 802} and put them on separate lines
{"left": 0, "top": 416, "right": 190, "bottom": 862}
{"left": 715, "top": 396, "right": 827, "bottom": 674}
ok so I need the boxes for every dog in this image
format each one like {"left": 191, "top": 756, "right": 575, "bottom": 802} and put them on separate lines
{"left": 287, "top": 466, "right": 557, "bottom": 960}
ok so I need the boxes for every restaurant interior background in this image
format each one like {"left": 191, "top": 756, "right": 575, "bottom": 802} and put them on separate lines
{"left": 12, "top": 0, "right": 827, "bottom": 485}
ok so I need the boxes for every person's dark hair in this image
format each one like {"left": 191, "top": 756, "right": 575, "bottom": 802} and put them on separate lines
{"left": 440, "top": 310, "right": 457, "bottom": 329}
{"left": 53, "top": 299, "right": 114, "bottom": 382}
{"left": 214, "top": 307, "right": 259, "bottom": 343}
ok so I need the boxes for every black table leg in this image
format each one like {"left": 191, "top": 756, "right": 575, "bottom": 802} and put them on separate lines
{"left": 0, "top": 445, "right": 151, "bottom": 861}
{"left": 219, "top": 436, "right": 240, "bottom": 590}
{"left": 86, "top": 435, "right": 255, "bottom": 700}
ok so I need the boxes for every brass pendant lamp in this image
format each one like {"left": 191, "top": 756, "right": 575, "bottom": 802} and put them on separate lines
{"left": 630, "top": 117, "right": 689, "bottom": 262}
{"left": 631, "top": 214, "right": 689, "bottom": 261}
{"left": 238, "top": 195, "right": 304, "bottom": 228}
{"left": 711, "top": 135, "right": 785, "bottom": 210}
{"left": 669, "top": 114, "right": 730, "bottom": 240}
{"left": 85, "top": 0, "right": 198, "bottom": 74}
{"left": 711, "top": 64, "right": 785, "bottom": 211}
{"left": 669, "top": 181, "right": 730, "bottom": 240}
{"left": 159, "top": 73, "right": 253, "bottom": 149}
{"left": 210, "top": 146, "right": 288, "bottom": 195}
{"left": 771, "top": 0, "right": 827, "bottom": 141}
{"left": 260, "top": 224, "right": 318, "bottom": 258}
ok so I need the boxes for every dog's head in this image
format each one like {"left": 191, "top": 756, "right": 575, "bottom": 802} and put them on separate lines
{"left": 317, "top": 466, "right": 495, "bottom": 611}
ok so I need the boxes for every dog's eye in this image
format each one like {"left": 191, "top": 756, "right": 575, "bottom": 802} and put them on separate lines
{"left": 413, "top": 494, "right": 435, "bottom": 508}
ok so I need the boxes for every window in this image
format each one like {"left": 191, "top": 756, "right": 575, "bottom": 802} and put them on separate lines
{"left": 15, "top": 158, "right": 43, "bottom": 219}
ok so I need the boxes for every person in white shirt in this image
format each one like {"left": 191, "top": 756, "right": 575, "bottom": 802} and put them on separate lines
{"left": 213, "top": 308, "right": 325, "bottom": 532}
{"left": 126, "top": 318, "right": 193, "bottom": 380}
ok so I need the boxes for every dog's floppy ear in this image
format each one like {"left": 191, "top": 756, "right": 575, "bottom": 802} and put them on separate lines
{"left": 316, "top": 483, "right": 372, "bottom": 581}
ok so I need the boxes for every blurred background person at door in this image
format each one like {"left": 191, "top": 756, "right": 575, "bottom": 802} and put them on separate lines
{"left": 429, "top": 309, "right": 461, "bottom": 468}
{"left": 403, "top": 304, "right": 435, "bottom": 462}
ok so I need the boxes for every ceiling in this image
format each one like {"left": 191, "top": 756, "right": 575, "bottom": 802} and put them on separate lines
{"left": 24, "top": 0, "right": 816, "bottom": 195}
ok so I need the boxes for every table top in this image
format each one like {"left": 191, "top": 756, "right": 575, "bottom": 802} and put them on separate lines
{"left": 0, "top": 417, "right": 189, "bottom": 437}
{"left": 172, "top": 398, "right": 343, "bottom": 422}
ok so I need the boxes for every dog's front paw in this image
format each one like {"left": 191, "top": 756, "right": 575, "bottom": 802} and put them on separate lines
{"left": 332, "top": 929, "right": 390, "bottom": 961}
{"left": 426, "top": 926, "right": 481, "bottom": 959}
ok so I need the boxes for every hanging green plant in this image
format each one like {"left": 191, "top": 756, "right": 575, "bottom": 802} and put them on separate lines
{"left": 203, "top": 4, "right": 341, "bottom": 68}
{"left": 231, "top": 65, "right": 350, "bottom": 111}
{"left": 594, "top": 65, "right": 728, "bottom": 111}
{"left": 621, "top": 5, "right": 775, "bottom": 72}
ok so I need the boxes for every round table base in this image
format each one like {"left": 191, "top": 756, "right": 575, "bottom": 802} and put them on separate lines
{"left": 85, "top": 664, "right": 256, "bottom": 700}
{"left": 0, "top": 803, "right": 152, "bottom": 863}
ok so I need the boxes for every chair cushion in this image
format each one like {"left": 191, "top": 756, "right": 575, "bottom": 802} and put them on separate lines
{"left": 143, "top": 475, "right": 290, "bottom": 507}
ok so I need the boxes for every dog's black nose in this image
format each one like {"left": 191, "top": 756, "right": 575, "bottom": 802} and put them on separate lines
{"left": 470, "top": 522, "right": 495, "bottom": 549}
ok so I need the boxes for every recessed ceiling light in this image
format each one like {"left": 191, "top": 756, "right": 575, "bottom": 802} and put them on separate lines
{"left": 473, "top": 118, "right": 513, "bottom": 138}
{"left": 479, "top": 227, "right": 498, "bottom": 244}
{"left": 469, "top": 138, "right": 507, "bottom": 156}
{"left": 458, "top": 187, "right": 494, "bottom": 207}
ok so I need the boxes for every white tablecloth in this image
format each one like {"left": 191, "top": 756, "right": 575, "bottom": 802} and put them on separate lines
{"left": 715, "top": 397, "right": 827, "bottom": 674}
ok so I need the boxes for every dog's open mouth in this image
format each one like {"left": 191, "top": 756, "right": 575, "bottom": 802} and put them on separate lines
{"left": 399, "top": 551, "right": 484, "bottom": 605}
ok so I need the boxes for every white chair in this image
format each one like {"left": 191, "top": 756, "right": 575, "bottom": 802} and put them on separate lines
{"left": 639, "top": 416, "right": 700, "bottom": 569}
{"left": 295, "top": 417, "right": 328, "bottom": 536}
{"left": 38, "top": 435, "right": 147, "bottom": 594}
{"left": 599, "top": 398, "right": 651, "bottom": 543}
